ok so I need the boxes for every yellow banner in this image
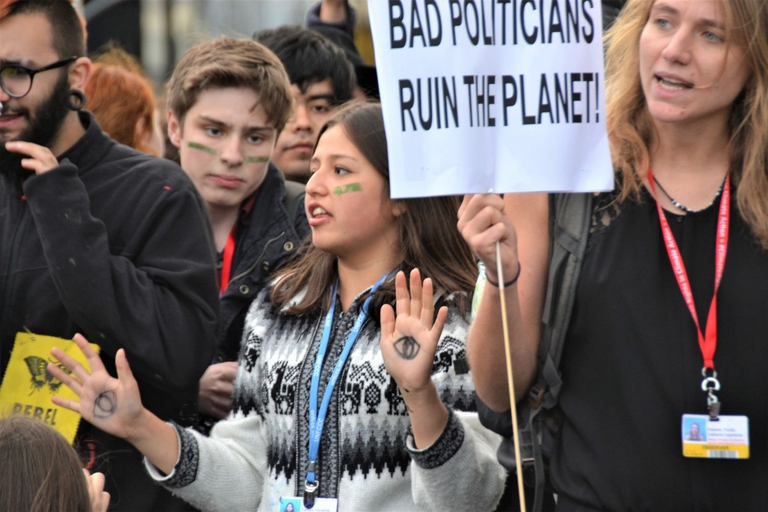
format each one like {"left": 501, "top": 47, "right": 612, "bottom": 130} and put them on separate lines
{"left": 0, "top": 332, "right": 100, "bottom": 444}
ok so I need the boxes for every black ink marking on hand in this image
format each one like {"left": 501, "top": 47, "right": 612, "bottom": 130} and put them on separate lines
{"left": 394, "top": 336, "right": 420, "bottom": 360}
{"left": 93, "top": 391, "right": 117, "bottom": 419}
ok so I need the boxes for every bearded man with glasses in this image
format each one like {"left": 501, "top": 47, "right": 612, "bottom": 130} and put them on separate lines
{"left": 0, "top": 53, "right": 80, "bottom": 172}
{"left": 0, "top": 1, "right": 219, "bottom": 511}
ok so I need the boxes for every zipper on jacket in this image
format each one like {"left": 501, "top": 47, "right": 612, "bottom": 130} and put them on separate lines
{"left": 226, "top": 231, "right": 286, "bottom": 288}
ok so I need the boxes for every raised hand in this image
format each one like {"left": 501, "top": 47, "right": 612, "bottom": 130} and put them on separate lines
{"left": 48, "top": 333, "right": 146, "bottom": 441}
{"left": 380, "top": 269, "right": 450, "bottom": 447}
{"left": 380, "top": 269, "right": 447, "bottom": 396}
{"left": 319, "top": 0, "right": 347, "bottom": 23}
{"left": 50, "top": 335, "right": 181, "bottom": 474}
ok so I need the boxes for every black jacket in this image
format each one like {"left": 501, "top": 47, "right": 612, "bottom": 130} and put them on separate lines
{"left": 0, "top": 112, "right": 219, "bottom": 511}
{"left": 217, "top": 163, "right": 310, "bottom": 361}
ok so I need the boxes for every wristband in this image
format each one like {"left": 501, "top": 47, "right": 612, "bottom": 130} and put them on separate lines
{"left": 485, "top": 262, "right": 521, "bottom": 288}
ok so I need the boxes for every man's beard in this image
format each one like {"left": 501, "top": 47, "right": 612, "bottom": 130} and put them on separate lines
{"left": 0, "top": 73, "right": 73, "bottom": 181}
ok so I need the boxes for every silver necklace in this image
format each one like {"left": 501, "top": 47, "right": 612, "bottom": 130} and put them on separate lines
{"left": 652, "top": 175, "right": 726, "bottom": 214}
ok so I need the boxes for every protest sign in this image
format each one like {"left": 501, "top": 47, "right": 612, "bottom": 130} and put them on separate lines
{"left": 368, "top": 0, "right": 613, "bottom": 198}
{"left": 0, "top": 333, "right": 100, "bottom": 443}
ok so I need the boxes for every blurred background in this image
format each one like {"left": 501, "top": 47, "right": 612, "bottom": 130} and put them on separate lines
{"left": 78, "top": 0, "right": 373, "bottom": 86}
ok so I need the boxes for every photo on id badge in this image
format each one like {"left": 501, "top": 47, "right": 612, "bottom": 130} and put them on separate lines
{"left": 682, "top": 417, "right": 706, "bottom": 442}
{"left": 279, "top": 497, "right": 337, "bottom": 512}
{"left": 279, "top": 498, "right": 300, "bottom": 512}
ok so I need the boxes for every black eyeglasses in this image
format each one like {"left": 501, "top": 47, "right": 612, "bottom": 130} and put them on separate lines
{"left": 0, "top": 57, "right": 77, "bottom": 99}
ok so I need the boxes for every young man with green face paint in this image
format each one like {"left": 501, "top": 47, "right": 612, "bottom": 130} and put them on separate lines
{"left": 165, "top": 37, "right": 310, "bottom": 424}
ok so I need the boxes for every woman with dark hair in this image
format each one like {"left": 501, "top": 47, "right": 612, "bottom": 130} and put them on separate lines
{"left": 0, "top": 416, "right": 109, "bottom": 512}
{"left": 50, "top": 103, "right": 506, "bottom": 512}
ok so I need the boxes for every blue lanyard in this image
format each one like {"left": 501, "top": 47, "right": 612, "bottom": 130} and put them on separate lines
{"left": 304, "top": 275, "right": 388, "bottom": 504}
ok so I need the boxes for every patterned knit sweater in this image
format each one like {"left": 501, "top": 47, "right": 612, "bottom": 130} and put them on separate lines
{"left": 147, "top": 287, "right": 506, "bottom": 511}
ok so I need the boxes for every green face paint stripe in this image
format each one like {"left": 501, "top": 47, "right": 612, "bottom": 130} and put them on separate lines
{"left": 344, "top": 183, "right": 362, "bottom": 193}
{"left": 187, "top": 141, "right": 216, "bottom": 155}
{"left": 244, "top": 156, "right": 270, "bottom": 163}
{"left": 187, "top": 142, "right": 268, "bottom": 163}
{"left": 332, "top": 183, "right": 362, "bottom": 195}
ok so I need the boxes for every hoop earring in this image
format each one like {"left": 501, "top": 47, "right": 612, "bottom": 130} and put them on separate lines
{"left": 67, "top": 90, "right": 86, "bottom": 111}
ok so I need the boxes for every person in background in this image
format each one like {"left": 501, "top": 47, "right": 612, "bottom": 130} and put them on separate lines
{"left": 85, "top": 45, "right": 165, "bottom": 156}
{"left": 306, "top": 0, "right": 378, "bottom": 100}
{"left": 50, "top": 103, "right": 507, "bottom": 512}
{"left": 253, "top": 25, "right": 355, "bottom": 184}
{"left": 0, "top": 0, "right": 219, "bottom": 509}
{"left": 306, "top": 0, "right": 356, "bottom": 39}
{"left": 0, "top": 416, "right": 109, "bottom": 512}
{"left": 160, "top": 37, "right": 309, "bottom": 424}
{"left": 459, "top": 0, "right": 768, "bottom": 509}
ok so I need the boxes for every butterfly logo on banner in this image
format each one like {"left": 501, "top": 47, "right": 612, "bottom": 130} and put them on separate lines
{"left": 23, "top": 356, "right": 71, "bottom": 395}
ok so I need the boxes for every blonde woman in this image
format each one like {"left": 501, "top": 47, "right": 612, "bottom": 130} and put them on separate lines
{"left": 460, "top": 0, "right": 768, "bottom": 509}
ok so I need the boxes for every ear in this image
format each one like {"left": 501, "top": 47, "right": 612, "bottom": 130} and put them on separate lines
{"left": 134, "top": 116, "right": 151, "bottom": 146}
{"left": 391, "top": 200, "right": 406, "bottom": 218}
{"left": 68, "top": 57, "right": 92, "bottom": 91}
{"left": 167, "top": 110, "right": 182, "bottom": 149}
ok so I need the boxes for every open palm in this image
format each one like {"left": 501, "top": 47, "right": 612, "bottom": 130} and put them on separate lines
{"left": 48, "top": 333, "right": 146, "bottom": 441}
{"left": 380, "top": 269, "right": 448, "bottom": 394}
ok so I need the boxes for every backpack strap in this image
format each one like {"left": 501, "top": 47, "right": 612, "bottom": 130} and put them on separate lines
{"left": 540, "top": 192, "right": 593, "bottom": 397}
{"left": 283, "top": 180, "right": 306, "bottom": 225}
{"left": 525, "top": 192, "right": 592, "bottom": 512}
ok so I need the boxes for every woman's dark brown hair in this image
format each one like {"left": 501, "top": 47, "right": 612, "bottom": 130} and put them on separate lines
{"left": 0, "top": 416, "right": 90, "bottom": 512}
{"left": 271, "top": 102, "right": 477, "bottom": 321}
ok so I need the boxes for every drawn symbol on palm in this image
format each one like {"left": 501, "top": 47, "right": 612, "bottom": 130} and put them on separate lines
{"left": 93, "top": 391, "right": 118, "bottom": 419}
{"left": 393, "top": 336, "right": 421, "bottom": 360}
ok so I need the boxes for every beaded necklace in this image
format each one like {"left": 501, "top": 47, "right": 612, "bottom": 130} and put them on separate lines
{"left": 652, "top": 174, "right": 727, "bottom": 214}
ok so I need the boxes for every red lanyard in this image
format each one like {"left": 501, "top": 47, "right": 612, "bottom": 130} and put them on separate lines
{"left": 647, "top": 170, "right": 730, "bottom": 371}
{"left": 220, "top": 226, "right": 236, "bottom": 296}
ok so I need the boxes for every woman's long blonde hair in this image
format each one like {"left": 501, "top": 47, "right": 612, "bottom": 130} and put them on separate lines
{"left": 605, "top": 0, "right": 768, "bottom": 247}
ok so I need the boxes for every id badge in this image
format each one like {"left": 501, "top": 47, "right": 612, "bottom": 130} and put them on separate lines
{"left": 682, "top": 414, "right": 749, "bottom": 459}
{"left": 278, "top": 497, "right": 338, "bottom": 512}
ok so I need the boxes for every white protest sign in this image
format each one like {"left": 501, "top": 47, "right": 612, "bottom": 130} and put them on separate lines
{"left": 368, "top": 0, "right": 614, "bottom": 198}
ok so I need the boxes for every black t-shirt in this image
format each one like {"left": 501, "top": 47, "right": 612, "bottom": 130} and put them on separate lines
{"left": 551, "top": 188, "right": 768, "bottom": 511}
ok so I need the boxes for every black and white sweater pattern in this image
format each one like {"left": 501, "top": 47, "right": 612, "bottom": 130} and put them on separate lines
{"left": 149, "top": 288, "right": 506, "bottom": 512}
